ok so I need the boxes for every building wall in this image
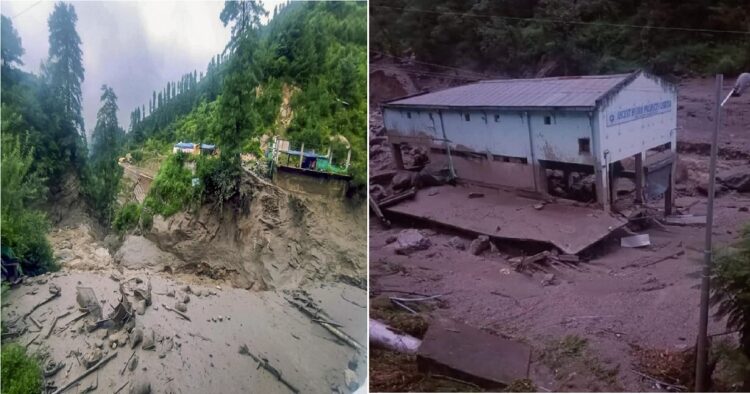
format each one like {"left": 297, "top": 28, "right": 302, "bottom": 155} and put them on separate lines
{"left": 596, "top": 73, "right": 677, "bottom": 163}
{"left": 383, "top": 107, "right": 532, "bottom": 160}
{"left": 528, "top": 111, "right": 594, "bottom": 165}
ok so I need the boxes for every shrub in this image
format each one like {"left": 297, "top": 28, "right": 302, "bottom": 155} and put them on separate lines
{"left": 113, "top": 202, "right": 141, "bottom": 234}
{"left": 144, "top": 153, "right": 196, "bottom": 217}
{"left": 1, "top": 344, "right": 42, "bottom": 394}
{"left": 711, "top": 223, "right": 750, "bottom": 389}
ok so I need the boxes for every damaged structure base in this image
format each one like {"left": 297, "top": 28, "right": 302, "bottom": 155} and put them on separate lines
{"left": 385, "top": 185, "right": 627, "bottom": 254}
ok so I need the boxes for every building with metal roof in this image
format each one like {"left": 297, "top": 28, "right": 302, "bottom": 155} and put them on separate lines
{"left": 381, "top": 70, "right": 678, "bottom": 212}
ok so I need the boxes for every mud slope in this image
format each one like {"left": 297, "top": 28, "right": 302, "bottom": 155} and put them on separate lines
{"left": 136, "top": 169, "right": 366, "bottom": 291}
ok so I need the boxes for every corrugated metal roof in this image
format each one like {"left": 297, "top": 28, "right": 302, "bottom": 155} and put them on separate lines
{"left": 386, "top": 73, "right": 634, "bottom": 109}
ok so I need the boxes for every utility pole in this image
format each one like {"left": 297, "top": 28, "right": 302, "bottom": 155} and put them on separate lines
{"left": 695, "top": 74, "right": 722, "bottom": 392}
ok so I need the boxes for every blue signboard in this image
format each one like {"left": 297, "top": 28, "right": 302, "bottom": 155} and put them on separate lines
{"left": 606, "top": 100, "right": 671, "bottom": 127}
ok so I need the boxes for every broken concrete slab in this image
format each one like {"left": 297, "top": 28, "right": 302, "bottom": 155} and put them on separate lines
{"left": 621, "top": 234, "right": 651, "bottom": 248}
{"left": 385, "top": 185, "right": 627, "bottom": 255}
{"left": 416, "top": 319, "right": 531, "bottom": 389}
{"left": 663, "top": 214, "right": 707, "bottom": 226}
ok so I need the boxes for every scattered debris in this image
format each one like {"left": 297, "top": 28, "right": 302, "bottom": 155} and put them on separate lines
{"left": 162, "top": 303, "right": 190, "bottom": 321}
{"left": 49, "top": 282, "right": 61, "bottom": 295}
{"left": 45, "top": 311, "right": 71, "bottom": 339}
{"left": 22, "top": 292, "right": 61, "bottom": 322}
{"left": 141, "top": 329, "right": 155, "bottom": 350}
{"left": 121, "top": 350, "right": 137, "bottom": 375}
{"left": 239, "top": 344, "right": 300, "bottom": 393}
{"left": 286, "top": 291, "right": 364, "bottom": 351}
{"left": 44, "top": 360, "right": 65, "bottom": 378}
{"left": 621, "top": 234, "right": 651, "bottom": 248}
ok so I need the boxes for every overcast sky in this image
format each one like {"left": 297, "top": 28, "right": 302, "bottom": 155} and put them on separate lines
{"left": 3, "top": 0, "right": 283, "bottom": 139}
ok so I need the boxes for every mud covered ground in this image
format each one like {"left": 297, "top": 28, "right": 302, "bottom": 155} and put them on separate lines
{"left": 3, "top": 167, "right": 367, "bottom": 393}
{"left": 368, "top": 59, "right": 750, "bottom": 392}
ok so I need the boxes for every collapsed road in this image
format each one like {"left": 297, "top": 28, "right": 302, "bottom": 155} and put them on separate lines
{"left": 368, "top": 60, "right": 750, "bottom": 392}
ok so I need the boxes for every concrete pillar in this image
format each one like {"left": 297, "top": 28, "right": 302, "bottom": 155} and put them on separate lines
{"left": 536, "top": 161, "right": 549, "bottom": 196}
{"left": 634, "top": 152, "right": 644, "bottom": 203}
{"left": 594, "top": 162, "right": 611, "bottom": 212}
{"left": 299, "top": 143, "right": 305, "bottom": 168}
{"left": 391, "top": 143, "right": 404, "bottom": 170}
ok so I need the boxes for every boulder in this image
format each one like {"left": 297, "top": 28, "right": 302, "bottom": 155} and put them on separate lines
{"left": 469, "top": 235, "right": 490, "bottom": 256}
{"left": 718, "top": 168, "right": 750, "bottom": 192}
{"left": 391, "top": 172, "right": 414, "bottom": 191}
{"left": 447, "top": 236, "right": 466, "bottom": 250}
{"left": 393, "top": 229, "right": 431, "bottom": 255}
{"left": 344, "top": 368, "right": 359, "bottom": 391}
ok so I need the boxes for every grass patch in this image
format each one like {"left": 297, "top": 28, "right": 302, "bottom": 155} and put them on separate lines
{"left": 1, "top": 344, "right": 42, "bottom": 394}
{"left": 369, "top": 348, "right": 484, "bottom": 392}
{"left": 144, "top": 152, "right": 199, "bottom": 217}
{"left": 541, "top": 335, "right": 622, "bottom": 391}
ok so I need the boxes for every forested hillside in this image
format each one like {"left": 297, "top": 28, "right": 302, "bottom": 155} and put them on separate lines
{"left": 371, "top": 0, "right": 750, "bottom": 77}
{"left": 125, "top": 1, "right": 366, "bottom": 186}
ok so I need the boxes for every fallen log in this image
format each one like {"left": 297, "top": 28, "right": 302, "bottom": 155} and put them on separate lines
{"left": 239, "top": 344, "right": 299, "bottom": 393}
{"left": 22, "top": 293, "right": 60, "bottom": 321}
{"left": 286, "top": 298, "right": 363, "bottom": 351}
{"left": 161, "top": 303, "right": 191, "bottom": 321}
{"left": 369, "top": 194, "right": 391, "bottom": 228}
{"left": 378, "top": 187, "right": 416, "bottom": 208}
{"left": 52, "top": 352, "right": 117, "bottom": 394}
{"left": 369, "top": 318, "right": 421, "bottom": 354}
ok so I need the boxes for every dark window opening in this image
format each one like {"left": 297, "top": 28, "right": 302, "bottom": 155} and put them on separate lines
{"left": 544, "top": 116, "right": 552, "bottom": 125}
{"left": 578, "top": 138, "right": 591, "bottom": 154}
{"left": 406, "top": 112, "right": 412, "bottom": 119}
{"left": 464, "top": 113, "right": 471, "bottom": 122}
{"left": 494, "top": 114, "right": 500, "bottom": 122}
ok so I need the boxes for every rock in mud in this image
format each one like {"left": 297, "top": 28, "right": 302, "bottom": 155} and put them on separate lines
{"left": 181, "top": 285, "right": 192, "bottom": 294}
{"left": 83, "top": 349, "right": 103, "bottom": 368}
{"left": 129, "top": 379, "right": 151, "bottom": 394}
{"left": 134, "top": 300, "right": 147, "bottom": 315}
{"left": 345, "top": 368, "right": 359, "bottom": 391}
{"left": 175, "top": 302, "right": 187, "bottom": 313}
{"left": 193, "top": 289, "right": 203, "bottom": 297}
{"left": 393, "top": 229, "right": 431, "bottom": 255}
{"left": 469, "top": 235, "right": 490, "bottom": 256}
{"left": 718, "top": 168, "right": 750, "bottom": 192}
{"left": 541, "top": 273, "right": 556, "bottom": 286}
{"left": 391, "top": 172, "right": 414, "bottom": 191}
{"left": 166, "top": 289, "right": 175, "bottom": 298}
{"left": 181, "top": 294, "right": 190, "bottom": 304}
{"left": 129, "top": 355, "right": 139, "bottom": 371}
{"left": 48, "top": 283, "right": 61, "bottom": 295}
{"left": 447, "top": 236, "right": 466, "bottom": 250}
{"left": 370, "top": 184, "right": 389, "bottom": 201}
{"left": 142, "top": 329, "right": 155, "bottom": 350}
{"left": 130, "top": 328, "right": 143, "bottom": 349}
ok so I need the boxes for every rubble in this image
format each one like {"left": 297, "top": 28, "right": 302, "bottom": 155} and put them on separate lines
{"left": 83, "top": 349, "right": 103, "bottom": 368}
{"left": 345, "top": 368, "right": 359, "bottom": 391}
{"left": 469, "top": 235, "right": 490, "bottom": 256}
{"left": 175, "top": 302, "right": 187, "bottom": 313}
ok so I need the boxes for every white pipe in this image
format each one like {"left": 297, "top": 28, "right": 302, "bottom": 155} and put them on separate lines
{"left": 369, "top": 318, "right": 421, "bottom": 354}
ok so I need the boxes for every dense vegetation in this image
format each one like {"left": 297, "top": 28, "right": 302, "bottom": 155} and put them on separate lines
{"left": 1, "top": 5, "right": 94, "bottom": 274}
{"left": 712, "top": 224, "right": 750, "bottom": 389}
{"left": 371, "top": 0, "right": 750, "bottom": 77}
{"left": 0, "top": 344, "right": 42, "bottom": 394}
{"left": 126, "top": 1, "right": 367, "bottom": 196}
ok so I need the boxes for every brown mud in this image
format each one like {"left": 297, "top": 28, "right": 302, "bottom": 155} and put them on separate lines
{"left": 3, "top": 164, "right": 367, "bottom": 393}
{"left": 369, "top": 58, "right": 750, "bottom": 392}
